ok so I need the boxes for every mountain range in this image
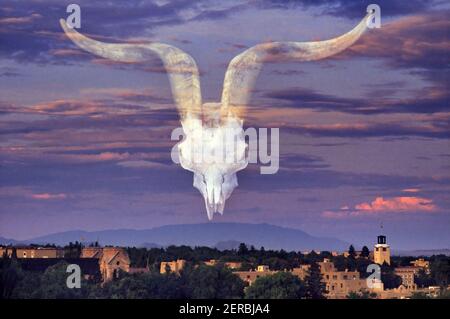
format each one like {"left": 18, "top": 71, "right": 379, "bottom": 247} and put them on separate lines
{"left": 0, "top": 223, "right": 349, "bottom": 251}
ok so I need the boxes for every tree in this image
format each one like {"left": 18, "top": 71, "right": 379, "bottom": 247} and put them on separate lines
{"left": 305, "top": 261, "right": 326, "bottom": 299}
{"left": 246, "top": 272, "right": 306, "bottom": 299}
{"left": 415, "top": 269, "right": 435, "bottom": 288}
{"left": 348, "top": 245, "right": 356, "bottom": 259}
{"left": 356, "top": 258, "right": 372, "bottom": 278}
{"left": 99, "top": 272, "right": 184, "bottom": 299}
{"left": 0, "top": 257, "right": 21, "bottom": 299}
{"left": 381, "top": 264, "right": 402, "bottom": 289}
{"left": 361, "top": 246, "right": 370, "bottom": 258}
{"left": 238, "top": 243, "right": 249, "bottom": 256}
{"left": 347, "top": 291, "right": 377, "bottom": 299}
{"left": 183, "top": 265, "right": 245, "bottom": 299}
{"left": 430, "top": 256, "right": 450, "bottom": 288}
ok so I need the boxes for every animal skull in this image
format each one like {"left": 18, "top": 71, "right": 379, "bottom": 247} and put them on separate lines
{"left": 60, "top": 11, "right": 374, "bottom": 219}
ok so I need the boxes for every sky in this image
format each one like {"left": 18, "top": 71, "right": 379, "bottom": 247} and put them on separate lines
{"left": 0, "top": 0, "right": 449, "bottom": 250}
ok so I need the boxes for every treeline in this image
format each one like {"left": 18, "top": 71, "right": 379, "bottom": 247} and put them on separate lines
{"left": 0, "top": 258, "right": 326, "bottom": 299}
{"left": 127, "top": 243, "right": 356, "bottom": 271}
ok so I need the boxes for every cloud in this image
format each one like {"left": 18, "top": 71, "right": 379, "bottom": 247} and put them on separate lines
{"left": 355, "top": 196, "right": 436, "bottom": 212}
{"left": 260, "top": 0, "right": 438, "bottom": 18}
{"left": 344, "top": 13, "right": 450, "bottom": 71}
{"left": 402, "top": 188, "right": 420, "bottom": 193}
{"left": 282, "top": 119, "right": 450, "bottom": 139}
{"left": 117, "top": 160, "right": 172, "bottom": 169}
{"left": 0, "top": 0, "right": 248, "bottom": 65}
{"left": 30, "top": 193, "right": 67, "bottom": 200}
{"left": 323, "top": 195, "right": 437, "bottom": 218}
{"left": 0, "top": 13, "right": 42, "bottom": 25}
{"left": 280, "top": 154, "right": 329, "bottom": 170}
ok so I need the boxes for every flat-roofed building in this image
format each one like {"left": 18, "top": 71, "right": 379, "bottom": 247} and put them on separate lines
{"left": 322, "top": 268, "right": 369, "bottom": 299}
{"left": 204, "top": 259, "right": 243, "bottom": 269}
{"left": 410, "top": 259, "right": 430, "bottom": 273}
{"left": 234, "top": 265, "right": 276, "bottom": 285}
{"left": 394, "top": 266, "right": 419, "bottom": 290}
{"left": 291, "top": 264, "right": 310, "bottom": 280}
{"left": 160, "top": 259, "right": 186, "bottom": 274}
{"left": 0, "top": 246, "right": 64, "bottom": 259}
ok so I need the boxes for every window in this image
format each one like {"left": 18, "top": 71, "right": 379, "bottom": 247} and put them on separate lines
{"left": 382, "top": 247, "right": 387, "bottom": 251}
{"left": 116, "top": 261, "right": 120, "bottom": 265}
{"left": 343, "top": 275, "right": 348, "bottom": 280}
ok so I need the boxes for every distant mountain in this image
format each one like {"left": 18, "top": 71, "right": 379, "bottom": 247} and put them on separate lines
{"left": 393, "top": 249, "right": 450, "bottom": 257}
{"left": 18, "top": 223, "right": 350, "bottom": 251}
{"left": 0, "top": 236, "right": 20, "bottom": 245}
{"left": 215, "top": 240, "right": 241, "bottom": 251}
{"left": 140, "top": 242, "right": 162, "bottom": 249}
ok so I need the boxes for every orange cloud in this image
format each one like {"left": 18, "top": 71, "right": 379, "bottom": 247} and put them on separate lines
{"left": 0, "top": 13, "right": 42, "bottom": 25}
{"left": 31, "top": 193, "right": 67, "bottom": 200}
{"left": 322, "top": 195, "right": 437, "bottom": 219}
{"left": 355, "top": 196, "right": 436, "bottom": 213}
{"left": 402, "top": 188, "right": 420, "bottom": 193}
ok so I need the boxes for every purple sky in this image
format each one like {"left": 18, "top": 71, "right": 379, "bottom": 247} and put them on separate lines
{"left": 1, "top": 0, "right": 449, "bottom": 250}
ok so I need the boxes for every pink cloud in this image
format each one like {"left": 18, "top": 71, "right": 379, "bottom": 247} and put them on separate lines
{"left": 322, "top": 195, "right": 437, "bottom": 219}
{"left": 402, "top": 188, "right": 420, "bottom": 193}
{"left": 31, "top": 193, "right": 67, "bottom": 200}
{"left": 0, "top": 13, "right": 41, "bottom": 25}
{"left": 355, "top": 196, "right": 436, "bottom": 213}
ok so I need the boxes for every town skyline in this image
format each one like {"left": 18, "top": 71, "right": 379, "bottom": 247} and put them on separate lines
{"left": 1, "top": 0, "right": 449, "bottom": 250}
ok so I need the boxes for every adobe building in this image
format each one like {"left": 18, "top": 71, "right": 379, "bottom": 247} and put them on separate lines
{"left": 160, "top": 259, "right": 186, "bottom": 274}
{"left": 291, "top": 264, "right": 310, "bottom": 280}
{"left": 374, "top": 235, "right": 390, "bottom": 265}
{"left": 0, "top": 246, "right": 64, "bottom": 259}
{"left": 81, "top": 247, "right": 130, "bottom": 281}
{"left": 234, "top": 265, "right": 277, "bottom": 285}
{"left": 394, "top": 267, "right": 419, "bottom": 290}
{"left": 410, "top": 258, "right": 430, "bottom": 273}
{"left": 204, "top": 259, "right": 243, "bottom": 270}
{"left": 317, "top": 259, "right": 378, "bottom": 299}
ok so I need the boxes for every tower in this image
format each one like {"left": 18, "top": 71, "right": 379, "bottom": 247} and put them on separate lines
{"left": 374, "top": 234, "right": 390, "bottom": 265}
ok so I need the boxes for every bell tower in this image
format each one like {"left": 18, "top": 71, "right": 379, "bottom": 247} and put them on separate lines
{"left": 374, "top": 226, "right": 390, "bottom": 265}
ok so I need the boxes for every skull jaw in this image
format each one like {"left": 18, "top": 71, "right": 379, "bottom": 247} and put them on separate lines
{"left": 193, "top": 172, "right": 241, "bottom": 220}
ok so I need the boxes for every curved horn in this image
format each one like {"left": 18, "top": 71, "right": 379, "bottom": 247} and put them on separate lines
{"left": 60, "top": 19, "right": 202, "bottom": 122}
{"left": 221, "top": 12, "right": 374, "bottom": 114}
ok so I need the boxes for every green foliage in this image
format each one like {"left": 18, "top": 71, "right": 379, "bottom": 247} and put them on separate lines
{"left": 347, "top": 290, "right": 377, "bottom": 299}
{"left": 64, "top": 241, "right": 83, "bottom": 258}
{"left": 183, "top": 265, "right": 245, "bottom": 299}
{"left": 429, "top": 255, "right": 450, "bottom": 288}
{"left": 0, "top": 257, "right": 22, "bottom": 298}
{"left": 238, "top": 243, "right": 249, "bottom": 256}
{"left": 348, "top": 245, "right": 356, "bottom": 258}
{"left": 245, "top": 272, "right": 306, "bottom": 299}
{"left": 415, "top": 269, "right": 435, "bottom": 288}
{"left": 410, "top": 292, "right": 432, "bottom": 299}
{"left": 99, "top": 272, "right": 185, "bottom": 299}
{"left": 380, "top": 264, "right": 402, "bottom": 289}
{"left": 361, "top": 246, "right": 370, "bottom": 258}
{"left": 305, "top": 261, "right": 326, "bottom": 299}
